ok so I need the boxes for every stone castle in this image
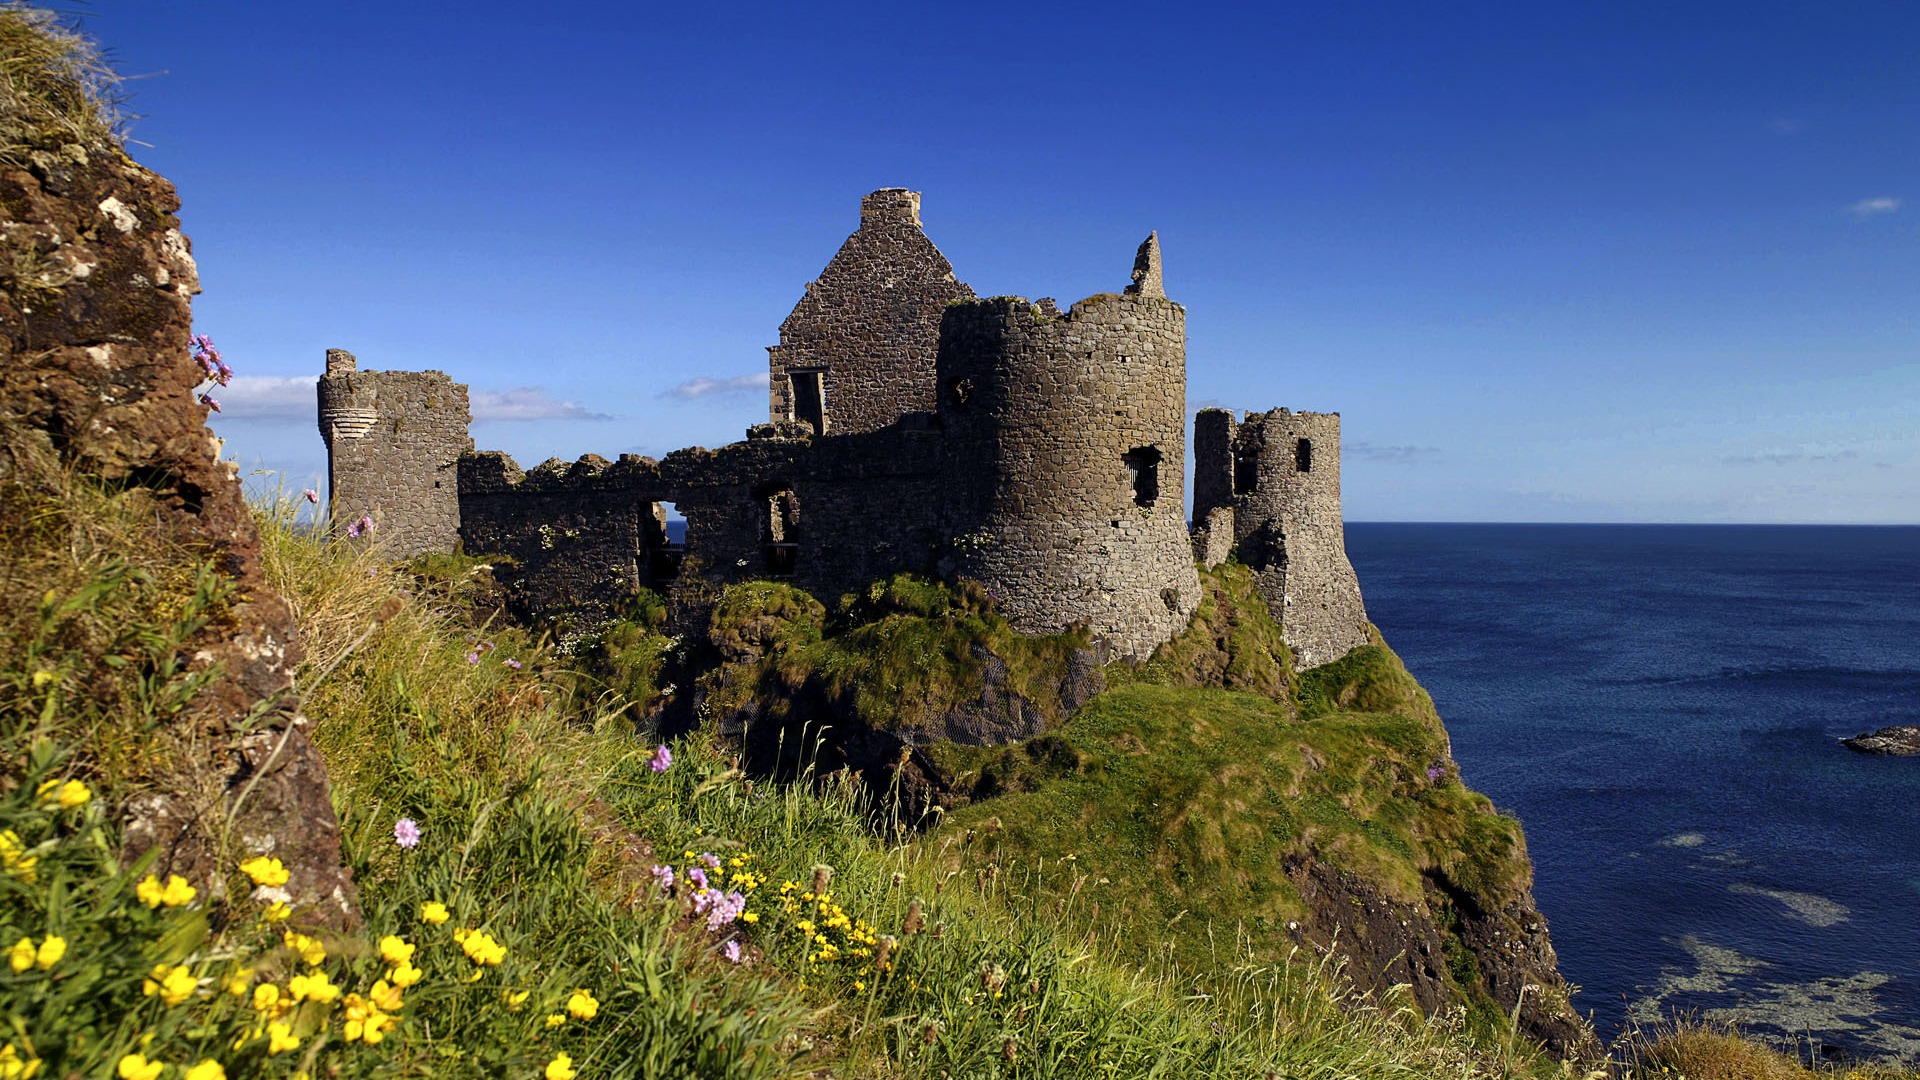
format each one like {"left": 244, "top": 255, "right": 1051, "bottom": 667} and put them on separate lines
{"left": 318, "top": 189, "right": 1370, "bottom": 667}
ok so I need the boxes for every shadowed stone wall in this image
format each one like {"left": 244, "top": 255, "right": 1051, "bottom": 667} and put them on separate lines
{"left": 1195, "top": 407, "right": 1369, "bottom": 668}
{"left": 936, "top": 285, "right": 1200, "bottom": 661}
{"left": 766, "top": 189, "right": 975, "bottom": 435}
{"left": 317, "top": 349, "right": 471, "bottom": 558}
{"left": 457, "top": 424, "right": 947, "bottom": 633}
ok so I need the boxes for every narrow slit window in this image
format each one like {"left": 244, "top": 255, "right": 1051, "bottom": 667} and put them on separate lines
{"left": 1123, "top": 446, "right": 1162, "bottom": 508}
{"left": 789, "top": 371, "right": 825, "bottom": 434}
{"left": 761, "top": 486, "right": 799, "bottom": 577}
{"left": 1295, "top": 438, "right": 1313, "bottom": 473}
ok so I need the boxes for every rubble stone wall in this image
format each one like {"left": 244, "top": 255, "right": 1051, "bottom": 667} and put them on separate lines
{"left": 766, "top": 189, "right": 975, "bottom": 435}
{"left": 1213, "top": 408, "right": 1370, "bottom": 668}
{"left": 937, "top": 291, "right": 1200, "bottom": 661}
{"left": 318, "top": 351, "right": 471, "bottom": 558}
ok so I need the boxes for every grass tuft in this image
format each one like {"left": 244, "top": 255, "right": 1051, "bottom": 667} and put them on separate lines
{"left": 0, "top": 5, "right": 124, "bottom": 162}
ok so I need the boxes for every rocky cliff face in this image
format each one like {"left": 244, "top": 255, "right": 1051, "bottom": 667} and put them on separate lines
{"left": 0, "top": 130, "right": 358, "bottom": 923}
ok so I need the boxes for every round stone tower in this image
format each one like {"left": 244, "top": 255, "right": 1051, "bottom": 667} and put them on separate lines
{"left": 936, "top": 245, "right": 1199, "bottom": 661}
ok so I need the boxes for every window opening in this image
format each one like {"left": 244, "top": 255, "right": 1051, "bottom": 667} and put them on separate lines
{"left": 1295, "top": 438, "right": 1313, "bottom": 473}
{"left": 647, "top": 501, "right": 686, "bottom": 581}
{"left": 1233, "top": 448, "right": 1258, "bottom": 495}
{"left": 759, "top": 486, "right": 799, "bottom": 578}
{"left": 1123, "top": 446, "right": 1161, "bottom": 508}
{"left": 790, "top": 371, "right": 826, "bottom": 434}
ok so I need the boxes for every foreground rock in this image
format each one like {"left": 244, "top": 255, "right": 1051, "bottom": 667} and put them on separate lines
{"left": 1842, "top": 725, "right": 1920, "bottom": 756}
{"left": 1, "top": 123, "right": 358, "bottom": 922}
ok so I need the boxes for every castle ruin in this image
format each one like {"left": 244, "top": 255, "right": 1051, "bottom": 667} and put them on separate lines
{"left": 318, "top": 190, "right": 1370, "bottom": 666}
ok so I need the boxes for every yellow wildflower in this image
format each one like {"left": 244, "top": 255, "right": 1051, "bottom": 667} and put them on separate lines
{"left": 0, "top": 1042, "right": 41, "bottom": 1079}
{"left": 7, "top": 939, "right": 32, "bottom": 974}
{"left": 282, "top": 931, "right": 325, "bottom": 966}
{"left": 143, "top": 964, "right": 198, "bottom": 1007}
{"left": 136, "top": 874, "right": 195, "bottom": 908}
{"left": 253, "top": 983, "right": 289, "bottom": 1017}
{"left": 266, "top": 1022, "right": 300, "bottom": 1055}
{"left": 368, "top": 979, "right": 405, "bottom": 1012}
{"left": 741, "top": 911, "right": 759, "bottom": 924}
{"left": 566, "top": 988, "right": 599, "bottom": 1020}
{"left": 117, "top": 1054, "right": 163, "bottom": 1080}
{"left": 183, "top": 1059, "right": 225, "bottom": 1080}
{"left": 223, "top": 966, "right": 253, "bottom": 996}
{"left": 342, "top": 993, "right": 397, "bottom": 1044}
{"left": 33, "top": 936, "right": 63, "bottom": 969}
{"left": 287, "top": 970, "right": 340, "bottom": 1004}
{"left": 238, "top": 856, "right": 289, "bottom": 888}
{"left": 420, "top": 901, "right": 449, "bottom": 925}
{"left": 261, "top": 902, "right": 292, "bottom": 924}
{"left": 545, "top": 1053, "right": 577, "bottom": 1080}
{"left": 458, "top": 929, "right": 505, "bottom": 966}
{"left": 377, "top": 934, "right": 415, "bottom": 966}
{"left": 545, "top": 1014, "right": 566, "bottom": 1029}
{"left": 389, "top": 960, "right": 423, "bottom": 988}
{"left": 1, "top": 832, "right": 38, "bottom": 883}
{"left": 29, "top": 670, "right": 54, "bottom": 689}
{"left": 503, "top": 988, "right": 531, "bottom": 1010}
{"left": 36, "top": 778, "right": 91, "bottom": 810}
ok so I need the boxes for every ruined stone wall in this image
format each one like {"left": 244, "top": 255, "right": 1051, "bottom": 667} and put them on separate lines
{"left": 318, "top": 349, "right": 471, "bottom": 558}
{"left": 937, "top": 288, "right": 1200, "bottom": 661}
{"left": 457, "top": 453, "right": 652, "bottom": 632}
{"left": 457, "top": 424, "right": 947, "bottom": 634}
{"left": 1212, "top": 408, "right": 1369, "bottom": 668}
{"left": 766, "top": 189, "right": 974, "bottom": 435}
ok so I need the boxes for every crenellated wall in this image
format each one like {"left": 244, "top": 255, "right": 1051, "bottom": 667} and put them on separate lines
{"left": 936, "top": 274, "right": 1200, "bottom": 661}
{"left": 317, "top": 349, "right": 471, "bottom": 558}
{"left": 1193, "top": 407, "right": 1369, "bottom": 668}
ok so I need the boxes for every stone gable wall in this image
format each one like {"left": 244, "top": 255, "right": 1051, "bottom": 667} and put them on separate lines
{"left": 318, "top": 351, "right": 470, "bottom": 558}
{"left": 766, "top": 189, "right": 975, "bottom": 435}
{"left": 936, "top": 291, "right": 1200, "bottom": 661}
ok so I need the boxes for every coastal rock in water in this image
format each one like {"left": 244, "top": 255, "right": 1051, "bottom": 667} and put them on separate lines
{"left": 1842, "top": 725, "right": 1920, "bottom": 756}
{"left": 0, "top": 137, "right": 359, "bottom": 925}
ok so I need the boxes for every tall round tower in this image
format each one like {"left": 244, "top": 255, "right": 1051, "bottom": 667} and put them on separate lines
{"left": 937, "top": 237, "right": 1198, "bottom": 661}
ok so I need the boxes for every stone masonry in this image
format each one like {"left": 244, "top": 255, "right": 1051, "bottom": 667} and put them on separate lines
{"left": 766, "top": 189, "right": 975, "bottom": 435}
{"left": 1193, "top": 407, "right": 1370, "bottom": 667}
{"left": 317, "top": 349, "right": 471, "bottom": 558}
{"left": 321, "top": 190, "right": 1372, "bottom": 668}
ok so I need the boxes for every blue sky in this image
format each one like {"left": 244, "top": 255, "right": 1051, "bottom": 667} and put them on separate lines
{"left": 79, "top": 0, "right": 1918, "bottom": 522}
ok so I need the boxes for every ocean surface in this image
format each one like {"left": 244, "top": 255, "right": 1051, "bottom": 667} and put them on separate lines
{"left": 1345, "top": 524, "right": 1920, "bottom": 1062}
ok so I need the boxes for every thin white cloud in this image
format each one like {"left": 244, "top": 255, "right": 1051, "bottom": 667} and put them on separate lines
{"left": 661, "top": 373, "right": 769, "bottom": 400}
{"left": 471, "top": 387, "right": 611, "bottom": 422}
{"left": 1849, "top": 196, "right": 1901, "bottom": 219}
{"left": 212, "top": 374, "right": 318, "bottom": 418}
{"left": 1348, "top": 442, "right": 1440, "bottom": 464}
{"left": 1724, "top": 449, "right": 1860, "bottom": 466}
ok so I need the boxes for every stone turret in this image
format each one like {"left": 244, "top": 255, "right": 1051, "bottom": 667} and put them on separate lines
{"left": 1193, "top": 407, "right": 1368, "bottom": 667}
{"left": 317, "top": 349, "right": 473, "bottom": 557}
{"left": 766, "top": 189, "right": 975, "bottom": 436}
{"left": 936, "top": 237, "right": 1200, "bottom": 661}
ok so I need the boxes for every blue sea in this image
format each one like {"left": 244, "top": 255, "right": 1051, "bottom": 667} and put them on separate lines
{"left": 1346, "top": 524, "right": 1920, "bottom": 1062}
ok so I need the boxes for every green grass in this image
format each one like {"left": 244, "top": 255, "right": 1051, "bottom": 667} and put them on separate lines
{"left": 0, "top": 4, "right": 123, "bottom": 163}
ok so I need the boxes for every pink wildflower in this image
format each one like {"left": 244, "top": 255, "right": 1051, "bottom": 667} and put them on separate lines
{"left": 723, "top": 940, "right": 742, "bottom": 964}
{"left": 302, "top": 489, "right": 319, "bottom": 505}
{"left": 346, "top": 514, "right": 373, "bottom": 538}
{"left": 648, "top": 745, "right": 672, "bottom": 773}
{"left": 395, "top": 817, "right": 420, "bottom": 848}
{"left": 466, "top": 651, "right": 480, "bottom": 664}
{"left": 649, "top": 864, "right": 674, "bottom": 891}
{"left": 503, "top": 658, "right": 522, "bottom": 670}
{"left": 198, "top": 392, "right": 221, "bottom": 413}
